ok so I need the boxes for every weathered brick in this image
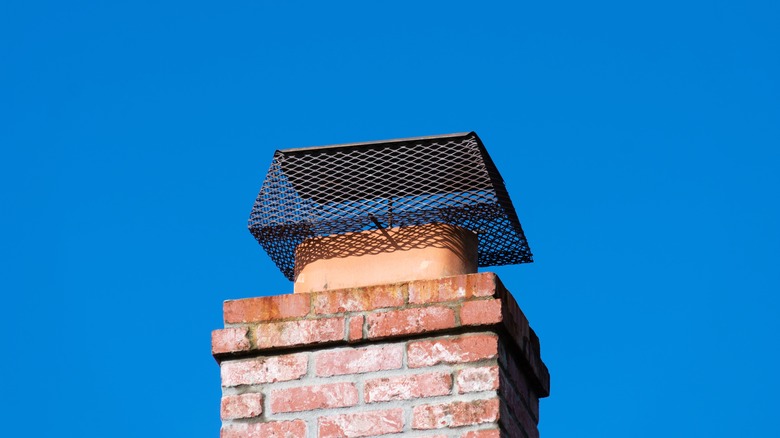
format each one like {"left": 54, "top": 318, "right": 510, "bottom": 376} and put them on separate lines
{"left": 348, "top": 315, "right": 364, "bottom": 342}
{"left": 407, "top": 334, "right": 498, "bottom": 368}
{"left": 220, "top": 420, "right": 307, "bottom": 438}
{"left": 212, "top": 327, "right": 250, "bottom": 355}
{"left": 364, "top": 372, "right": 452, "bottom": 403}
{"left": 213, "top": 273, "right": 548, "bottom": 438}
{"left": 460, "top": 299, "right": 502, "bottom": 326}
{"left": 316, "top": 344, "right": 403, "bottom": 377}
{"left": 220, "top": 353, "right": 307, "bottom": 387}
{"left": 408, "top": 273, "right": 496, "bottom": 304}
{"left": 254, "top": 317, "right": 345, "bottom": 349}
{"left": 224, "top": 293, "right": 310, "bottom": 324}
{"left": 271, "top": 382, "right": 358, "bottom": 413}
{"left": 457, "top": 366, "right": 500, "bottom": 394}
{"left": 220, "top": 393, "right": 263, "bottom": 420}
{"left": 319, "top": 409, "right": 404, "bottom": 437}
{"left": 367, "top": 306, "right": 456, "bottom": 339}
{"left": 313, "top": 285, "right": 405, "bottom": 314}
{"left": 412, "top": 398, "right": 500, "bottom": 429}
{"left": 462, "top": 429, "right": 500, "bottom": 438}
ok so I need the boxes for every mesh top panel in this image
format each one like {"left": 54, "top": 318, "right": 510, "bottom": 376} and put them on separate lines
{"left": 248, "top": 132, "right": 532, "bottom": 280}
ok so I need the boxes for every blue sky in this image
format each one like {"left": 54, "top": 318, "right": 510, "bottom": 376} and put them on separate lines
{"left": 2, "top": 1, "right": 778, "bottom": 436}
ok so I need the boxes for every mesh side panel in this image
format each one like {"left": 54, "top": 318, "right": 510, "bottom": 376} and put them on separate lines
{"left": 248, "top": 132, "right": 532, "bottom": 280}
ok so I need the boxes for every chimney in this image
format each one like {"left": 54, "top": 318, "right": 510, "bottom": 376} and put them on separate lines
{"left": 212, "top": 132, "right": 549, "bottom": 437}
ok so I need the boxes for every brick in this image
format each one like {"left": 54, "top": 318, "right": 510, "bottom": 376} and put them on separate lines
{"left": 496, "top": 290, "right": 550, "bottom": 397}
{"left": 499, "top": 371, "right": 539, "bottom": 434}
{"left": 462, "top": 429, "right": 500, "bottom": 438}
{"left": 316, "top": 344, "right": 403, "bottom": 377}
{"left": 499, "top": 402, "right": 534, "bottom": 438}
{"left": 367, "top": 306, "right": 456, "bottom": 339}
{"left": 348, "top": 315, "right": 364, "bottom": 342}
{"left": 220, "top": 393, "right": 263, "bottom": 420}
{"left": 457, "top": 366, "right": 500, "bottom": 394}
{"left": 224, "top": 293, "right": 310, "bottom": 324}
{"left": 313, "top": 285, "right": 405, "bottom": 314}
{"left": 319, "top": 409, "right": 404, "bottom": 437}
{"left": 408, "top": 273, "right": 496, "bottom": 304}
{"left": 271, "top": 382, "right": 358, "bottom": 413}
{"left": 364, "top": 372, "right": 452, "bottom": 403}
{"left": 254, "top": 317, "right": 345, "bottom": 349}
{"left": 220, "top": 420, "right": 307, "bottom": 438}
{"left": 498, "top": 341, "right": 531, "bottom": 396}
{"left": 221, "top": 353, "right": 307, "bottom": 387}
{"left": 412, "top": 398, "right": 500, "bottom": 429}
{"left": 407, "top": 334, "right": 498, "bottom": 368}
{"left": 529, "top": 391, "right": 540, "bottom": 422}
{"left": 460, "top": 299, "right": 502, "bottom": 326}
{"left": 498, "top": 340, "right": 539, "bottom": 421}
{"left": 212, "top": 327, "right": 250, "bottom": 355}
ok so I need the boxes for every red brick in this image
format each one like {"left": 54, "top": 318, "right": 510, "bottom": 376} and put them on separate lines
{"left": 462, "top": 430, "right": 500, "bottom": 438}
{"left": 495, "top": 291, "right": 550, "bottom": 397}
{"left": 319, "top": 409, "right": 404, "bottom": 437}
{"left": 212, "top": 327, "right": 250, "bottom": 355}
{"left": 367, "top": 306, "right": 455, "bottom": 339}
{"left": 254, "top": 317, "right": 345, "bottom": 349}
{"left": 313, "top": 285, "right": 405, "bottom": 314}
{"left": 407, "top": 334, "right": 498, "bottom": 368}
{"left": 316, "top": 344, "right": 403, "bottom": 377}
{"left": 220, "top": 393, "right": 263, "bottom": 420}
{"left": 220, "top": 353, "right": 307, "bottom": 387}
{"left": 364, "top": 372, "right": 452, "bottom": 403}
{"left": 271, "top": 382, "right": 358, "bottom": 413}
{"left": 348, "top": 315, "right": 364, "bottom": 341}
{"left": 221, "top": 420, "right": 306, "bottom": 438}
{"left": 408, "top": 273, "right": 496, "bottom": 304}
{"left": 412, "top": 398, "right": 500, "bottom": 429}
{"left": 457, "top": 366, "right": 500, "bottom": 393}
{"left": 224, "top": 293, "right": 310, "bottom": 324}
{"left": 460, "top": 299, "right": 502, "bottom": 326}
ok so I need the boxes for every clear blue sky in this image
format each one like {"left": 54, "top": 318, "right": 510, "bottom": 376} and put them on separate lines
{"left": 2, "top": 1, "right": 778, "bottom": 437}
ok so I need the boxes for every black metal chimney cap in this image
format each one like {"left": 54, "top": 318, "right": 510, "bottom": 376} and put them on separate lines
{"left": 249, "top": 131, "right": 532, "bottom": 281}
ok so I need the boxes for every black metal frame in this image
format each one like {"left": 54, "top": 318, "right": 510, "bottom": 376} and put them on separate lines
{"left": 249, "top": 132, "right": 533, "bottom": 280}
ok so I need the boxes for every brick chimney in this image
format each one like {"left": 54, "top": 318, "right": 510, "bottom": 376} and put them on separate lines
{"left": 212, "top": 133, "right": 550, "bottom": 437}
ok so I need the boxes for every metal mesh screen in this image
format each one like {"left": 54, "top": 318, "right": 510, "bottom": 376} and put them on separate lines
{"left": 249, "top": 132, "right": 533, "bottom": 281}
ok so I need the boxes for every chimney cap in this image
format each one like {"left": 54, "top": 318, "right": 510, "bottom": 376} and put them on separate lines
{"left": 249, "top": 131, "right": 533, "bottom": 280}
{"left": 278, "top": 132, "right": 473, "bottom": 154}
